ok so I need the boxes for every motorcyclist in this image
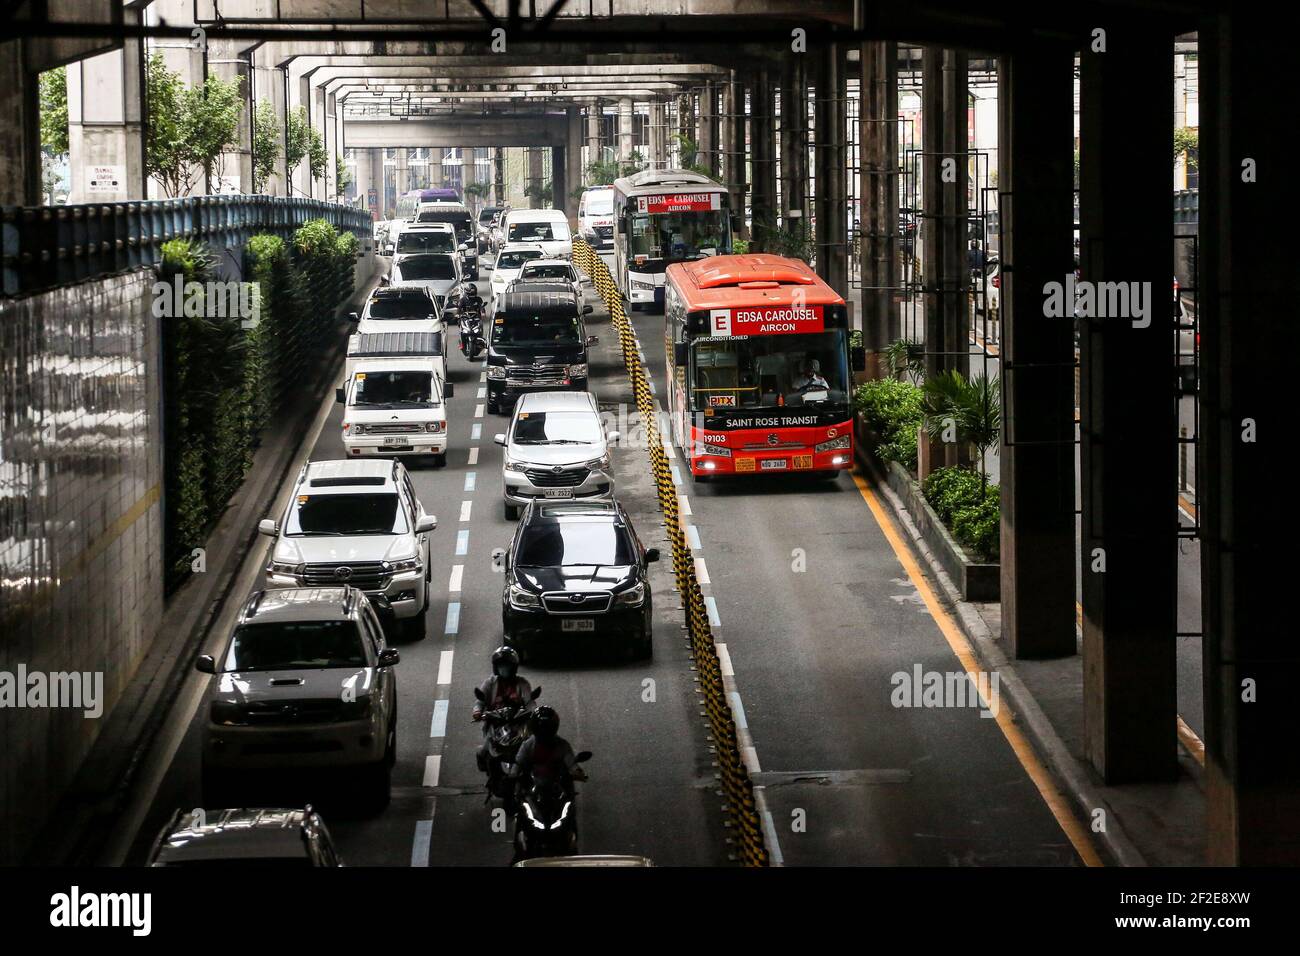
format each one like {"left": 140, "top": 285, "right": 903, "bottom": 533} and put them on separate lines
{"left": 473, "top": 646, "right": 534, "bottom": 772}
{"left": 513, "top": 705, "right": 585, "bottom": 799}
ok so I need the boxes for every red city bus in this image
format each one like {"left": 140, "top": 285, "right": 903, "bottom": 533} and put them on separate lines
{"left": 664, "top": 255, "right": 864, "bottom": 478}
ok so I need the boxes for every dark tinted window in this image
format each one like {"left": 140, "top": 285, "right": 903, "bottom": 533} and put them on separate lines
{"left": 352, "top": 370, "right": 437, "bottom": 407}
{"left": 521, "top": 264, "right": 574, "bottom": 281}
{"left": 288, "top": 494, "right": 408, "bottom": 535}
{"left": 367, "top": 295, "right": 433, "bottom": 320}
{"left": 396, "top": 255, "right": 456, "bottom": 280}
{"left": 491, "top": 311, "right": 581, "bottom": 347}
{"left": 225, "top": 620, "right": 366, "bottom": 671}
{"left": 517, "top": 519, "right": 636, "bottom": 566}
{"left": 496, "top": 249, "right": 544, "bottom": 270}
{"left": 397, "top": 231, "right": 455, "bottom": 254}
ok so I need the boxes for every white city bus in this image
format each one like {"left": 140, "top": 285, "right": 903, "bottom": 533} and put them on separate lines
{"left": 611, "top": 169, "right": 733, "bottom": 311}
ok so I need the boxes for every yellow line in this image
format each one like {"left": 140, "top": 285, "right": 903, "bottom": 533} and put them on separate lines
{"left": 852, "top": 468, "right": 1104, "bottom": 867}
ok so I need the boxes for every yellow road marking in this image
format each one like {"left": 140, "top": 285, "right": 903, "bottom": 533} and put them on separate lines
{"left": 852, "top": 468, "right": 1104, "bottom": 867}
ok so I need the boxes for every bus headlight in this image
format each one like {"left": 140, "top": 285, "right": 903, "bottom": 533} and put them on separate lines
{"left": 815, "top": 435, "right": 851, "bottom": 453}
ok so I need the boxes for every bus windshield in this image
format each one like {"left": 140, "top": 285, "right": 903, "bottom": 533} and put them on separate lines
{"left": 689, "top": 331, "right": 849, "bottom": 410}
{"left": 630, "top": 210, "right": 731, "bottom": 261}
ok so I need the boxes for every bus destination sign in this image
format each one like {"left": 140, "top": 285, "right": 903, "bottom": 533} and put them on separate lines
{"left": 638, "top": 192, "right": 721, "bottom": 214}
{"left": 708, "top": 305, "right": 825, "bottom": 336}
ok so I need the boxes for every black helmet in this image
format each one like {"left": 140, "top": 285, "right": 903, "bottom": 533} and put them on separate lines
{"left": 491, "top": 646, "right": 519, "bottom": 678}
{"left": 531, "top": 705, "right": 559, "bottom": 741}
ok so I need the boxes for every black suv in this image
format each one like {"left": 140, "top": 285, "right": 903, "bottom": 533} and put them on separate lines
{"left": 486, "top": 289, "right": 596, "bottom": 415}
{"left": 502, "top": 500, "right": 658, "bottom": 661}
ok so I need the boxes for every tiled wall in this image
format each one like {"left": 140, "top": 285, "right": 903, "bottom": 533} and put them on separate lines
{"left": 0, "top": 268, "right": 162, "bottom": 865}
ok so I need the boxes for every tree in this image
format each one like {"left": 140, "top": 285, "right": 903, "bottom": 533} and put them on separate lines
{"left": 284, "top": 106, "right": 311, "bottom": 189}
{"left": 1174, "top": 126, "right": 1198, "bottom": 171}
{"left": 524, "top": 181, "right": 554, "bottom": 206}
{"left": 251, "top": 100, "right": 280, "bottom": 193}
{"left": 334, "top": 154, "right": 353, "bottom": 198}
{"left": 584, "top": 148, "right": 647, "bottom": 186}
{"left": 671, "top": 133, "right": 711, "bottom": 176}
{"left": 464, "top": 180, "right": 489, "bottom": 213}
{"left": 921, "top": 369, "right": 1001, "bottom": 488}
{"left": 145, "top": 53, "right": 242, "bottom": 197}
{"left": 307, "top": 126, "right": 327, "bottom": 182}
{"left": 39, "top": 67, "right": 69, "bottom": 156}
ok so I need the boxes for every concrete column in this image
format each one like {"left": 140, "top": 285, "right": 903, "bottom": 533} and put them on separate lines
{"left": 941, "top": 50, "right": 970, "bottom": 380}
{"left": 618, "top": 97, "right": 635, "bottom": 162}
{"left": 699, "top": 82, "right": 718, "bottom": 177}
{"left": 551, "top": 144, "right": 566, "bottom": 215}
{"left": 1079, "top": 21, "right": 1177, "bottom": 784}
{"left": 0, "top": 40, "right": 39, "bottom": 205}
{"left": 647, "top": 98, "right": 667, "bottom": 169}
{"left": 677, "top": 91, "right": 694, "bottom": 164}
{"left": 1199, "top": 14, "right": 1299, "bottom": 863}
{"left": 859, "top": 41, "right": 900, "bottom": 366}
{"left": 585, "top": 103, "right": 601, "bottom": 177}
{"left": 67, "top": 38, "right": 146, "bottom": 203}
{"left": 395, "top": 148, "right": 409, "bottom": 197}
{"left": 721, "top": 74, "right": 745, "bottom": 224}
{"left": 997, "top": 43, "right": 1078, "bottom": 660}
{"left": 749, "top": 69, "right": 777, "bottom": 250}
{"left": 814, "top": 44, "right": 847, "bottom": 291}
{"left": 780, "top": 56, "right": 809, "bottom": 230}
{"left": 565, "top": 106, "right": 583, "bottom": 219}
{"left": 493, "top": 146, "right": 505, "bottom": 206}
{"left": 526, "top": 145, "right": 544, "bottom": 207}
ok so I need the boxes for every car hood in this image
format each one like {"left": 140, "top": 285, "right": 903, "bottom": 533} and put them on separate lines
{"left": 517, "top": 564, "right": 635, "bottom": 592}
{"left": 213, "top": 667, "right": 376, "bottom": 705}
{"left": 273, "top": 535, "right": 418, "bottom": 565}
{"left": 391, "top": 277, "right": 458, "bottom": 296}
{"left": 506, "top": 441, "right": 604, "bottom": 468}
{"left": 346, "top": 406, "right": 445, "bottom": 423}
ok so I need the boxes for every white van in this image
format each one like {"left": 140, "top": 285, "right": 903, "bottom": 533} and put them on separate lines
{"left": 502, "top": 208, "right": 573, "bottom": 259}
{"left": 577, "top": 187, "right": 615, "bottom": 250}
{"left": 338, "top": 356, "right": 452, "bottom": 467}
{"left": 347, "top": 329, "right": 447, "bottom": 390}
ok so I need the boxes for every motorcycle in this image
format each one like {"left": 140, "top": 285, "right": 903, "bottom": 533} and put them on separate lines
{"left": 473, "top": 685, "right": 541, "bottom": 809}
{"left": 459, "top": 293, "right": 486, "bottom": 360}
{"left": 512, "top": 750, "right": 592, "bottom": 862}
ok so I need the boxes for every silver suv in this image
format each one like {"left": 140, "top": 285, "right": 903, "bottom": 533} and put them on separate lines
{"left": 259, "top": 458, "right": 436, "bottom": 639}
{"left": 493, "top": 391, "right": 618, "bottom": 520}
{"left": 148, "top": 807, "right": 344, "bottom": 867}
{"left": 195, "top": 587, "right": 401, "bottom": 808}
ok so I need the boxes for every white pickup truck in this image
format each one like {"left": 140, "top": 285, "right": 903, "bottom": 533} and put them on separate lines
{"left": 347, "top": 329, "right": 447, "bottom": 387}
{"left": 338, "top": 356, "right": 452, "bottom": 467}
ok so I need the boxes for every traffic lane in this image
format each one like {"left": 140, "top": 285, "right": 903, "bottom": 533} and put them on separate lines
{"left": 419, "top": 275, "right": 725, "bottom": 866}
{"left": 629, "top": 308, "right": 1082, "bottom": 866}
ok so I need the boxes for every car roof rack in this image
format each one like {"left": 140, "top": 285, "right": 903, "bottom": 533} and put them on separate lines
{"left": 309, "top": 475, "right": 387, "bottom": 487}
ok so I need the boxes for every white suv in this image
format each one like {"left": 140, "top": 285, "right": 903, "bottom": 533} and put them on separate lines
{"left": 493, "top": 391, "right": 618, "bottom": 520}
{"left": 259, "top": 459, "right": 436, "bottom": 638}
{"left": 195, "top": 587, "right": 400, "bottom": 808}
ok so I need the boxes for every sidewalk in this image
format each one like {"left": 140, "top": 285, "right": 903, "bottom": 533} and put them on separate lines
{"left": 862, "top": 453, "right": 1207, "bottom": 867}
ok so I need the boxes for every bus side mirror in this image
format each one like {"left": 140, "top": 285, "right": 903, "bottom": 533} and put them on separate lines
{"left": 674, "top": 343, "right": 689, "bottom": 367}
{"left": 618, "top": 218, "right": 628, "bottom": 235}
{"left": 851, "top": 346, "right": 867, "bottom": 371}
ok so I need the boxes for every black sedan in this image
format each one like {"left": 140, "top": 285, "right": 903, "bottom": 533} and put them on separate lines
{"left": 502, "top": 500, "right": 658, "bottom": 661}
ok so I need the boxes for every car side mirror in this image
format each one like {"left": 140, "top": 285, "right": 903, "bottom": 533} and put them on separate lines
{"left": 851, "top": 345, "right": 867, "bottom": 372}
{"left": 195, "top": 655, "right": 216, "bottom": 674}
{"left": 674, "top": 343, "right": 689, "bottom": 366}
{"left": 575, "top": 751, "right": 593, "bottom": 763}
{"left": 607, "top": 431, "right": 621, "bottom": 443}
{"left": 378, "top": 647, "right": 401, "bottom": 667}
{"left": 582, "top": 304, "right": 594, "bottom": 315}
{"left": 493, "top": 434, "right": 507, "bottom": 446}
{"left": 444, "top": 382, "right": 454, "bottom": 398}
{"left": 645, "top": 547, "right": 660, "bottom": 563}
{"left": 348, "top": 311, "right": 360, "bottom": 324}
{"left": 257, "top": 519, "right": 278, "bottom": 537}
{"left": 335, "top": 386, "right": 346, "bottom": 403}
{"left": 379, "top": 274, "right": 391, "bottom": 285}
{"left": 416, "top": 514, "right": 437, "bottom": 533}
{"left": 586, "top": 335, "right": 599, "bottom": 347}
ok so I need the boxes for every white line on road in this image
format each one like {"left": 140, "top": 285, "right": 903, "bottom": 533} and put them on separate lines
{"left": 430, "top": 699, "right": 449, "bottom": 738}
{"left": 444, "top": 603, "right": 460, "bottom": 634}
{"left": 475, "top": 404, "right": 485, "bottom": 418}
{"left": 728, "top": 690, "right": 749, "bottom": 730}
{"left": 455, "top": 530, "right": 469, "bottom": 555}
{"left": 464, "top": 472, "right": 477, "bottom": 492}
{"left": 670, "top": 465, "right": 682, "bottom": 486}
{"left": 716, "top": 641, "right": 733, "bottom": 677}
{"left": 679, "top": 494, "right": 691, "bottom": 516}
{"left": 471, "top": 423, "right": 482, "bottom": 441}
{"left": 480, "top": 370, "right": 486, "bottom": 382}
{"left": 411, "top": 820, "right": 433, "bottom": 867}
{"left": 468, "top": 447, "right": 479, "bottom": 465}
{"left": 686, "top": 524, "right": 702, "bottom": 550}
{"left": 437, "top": 650, "right": 454, "bottom": 684}
{"left": 705, "top": 595, "right": 720, "bottom": 627}
{"left": 448, "top": 564, "right": 464, "bottom": 593}
{"left": 696, "top": 557, "right": 710, "bottom": 584}
{"left": 422, "top": 754, "right": 442, "bottom": 787}
{"left": 664, "top": 439, "right": 676, "bottom": 460}
{"left": 477, "top": 387, "right": 486, "bottom": 399}
{"left": 460, "top": 500, "right": 472, "bottom": 522}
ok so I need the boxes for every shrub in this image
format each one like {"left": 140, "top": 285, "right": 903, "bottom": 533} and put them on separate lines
{"left": 922, "top": 465, "right": 984, "bottom": 523}
{"left": 951, "top": 485, "right": 1001, "bottom": 561}
{"left": 854, "top": 378, "right": 924, "bottom": 469}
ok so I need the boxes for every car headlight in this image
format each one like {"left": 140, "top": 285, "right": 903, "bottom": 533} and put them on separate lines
{"left": 814, "top": 435, "right": 851, "bottom": 453}
{"left": 425, "top": 421, "right": 445, "bottom": 433}
{"left": 586, "top": 453, "right": 611, "bottom": 469}
{"left": 503, "top": 457, "right": 527, "bottom": 472}
{"left": 269, "top": 560, "right": 303, "bottom": 576}
{"left": 615, "top": 581, "right": 646, "bottom": 606}
{"left": 209, "top": 700, "right": 244, "bottom": 726}
{"left": 347, "top": 422, "right": 366, "bottom": 436}
{"left": 387, "top": 555, "right": 423, "bottom": 574}
{"left": 487, "top": 366, "right": 506, "bottom": 380}
{"left": 700, "top": 443, "right": 731, "bottom": 458}
{"left": 567, "top": 363, "right": 588, "bottom": 378}
{"left": 508, "top": 583, "right": 541, "bottom": 609}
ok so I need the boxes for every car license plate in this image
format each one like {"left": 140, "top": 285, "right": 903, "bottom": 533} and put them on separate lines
{"left": 562, "top": 618, "right": 595, "bottom": 632}
{"left": 543, "top": 488, "right": 573, "bottom": 498}
{"left": 760, "top": 459, "right": 788, "bottom": 471}
{"left": 383, "top": 436, "right": 406, "bottom": 446}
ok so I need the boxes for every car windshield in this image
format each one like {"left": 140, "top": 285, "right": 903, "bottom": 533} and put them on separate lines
{"left": 629, "top": 210, "right": 731, "bottom": 261}
{"left": 287, "top": 493, "right": 409, "bottom": 536}
{"left": 517, "top": 519, "right": 636, "bottom": 567}
{"left": 521, "top": 264, "right": 573, "bottom": 281}
{"left": 496, "top": 250, "right": 543, "bottom": 271}
{"left": 416, "top": 210, "right": 472, "bottom": 242}
{"left": 584, "top": 194, "right": 613, "bottom": 215}
{"left": 225, "top": 619, "right": 366, "bottom": 671}
{"left": 396, "top": 255, "right": 456, "bottom": 280}
{"left": 508, "top": 220, "right": 570, "bottom": 243}
{"left": 492, "top": 312, "right": 581, "bottom": 347}
{"left": 352, "top": 370, "right": 438, "bottom": 408}
{"left": 367, "top": 297, "right": 434, "bottom": 320}
{"left": 512, "top": 410, "right": 601, "bottom": 445}
{"left": 689, "top": 331, "right": 850, "bottom": 410}
{"left": 397, "top": 231, "right": 455, "bottom": 254}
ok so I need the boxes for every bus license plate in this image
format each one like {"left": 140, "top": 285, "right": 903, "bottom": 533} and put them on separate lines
{"left": 562, "top": 618, "right": 595, "bottom": 632}
{"left": 760, "top": 459, "right": 788, "bottom": 471}
{"left": 543, "top": 488, "right": 574, "bottom": 499}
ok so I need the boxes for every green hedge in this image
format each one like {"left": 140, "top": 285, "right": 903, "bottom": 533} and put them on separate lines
{"left": 854, "top": 378, "right": 924, "bottom": 470}
{"left": 922, "top": 465, "right": 1000, "bottom": 561}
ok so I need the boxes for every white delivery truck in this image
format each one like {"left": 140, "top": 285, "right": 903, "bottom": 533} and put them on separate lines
{"left": 338, "top": 349, "right": 453, "bottom": 467}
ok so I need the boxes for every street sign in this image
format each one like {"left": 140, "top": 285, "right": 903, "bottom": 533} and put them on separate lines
{"left": 87, "top": 165, "right": 124, "bottom": 193}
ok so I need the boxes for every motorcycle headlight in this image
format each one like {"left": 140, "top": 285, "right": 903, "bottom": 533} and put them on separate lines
{"left": 508, "top": 583, "right": 541, "bottom": 609}
{"left": 550, "top": 801, "right": 572, "bottom": 829}
{"left": 567, "top": 363, "right": 588, "bottom": 379}
{"left": 387, "top": 556, "right": 423, "bottom": 575}
{"left": 814, "top": 435, "right": 851, "bottom": 453}
{"left": 269, "top": 560, "right": 303, "bottom": 577}
{"left": 487, "top": 366, "right": 506, "bottom": 380}
{"left": 615, "top": 581, "right": 647, "bottom": 607}
{"left": 425, "top": 421, "right": 445, "bottom": 433}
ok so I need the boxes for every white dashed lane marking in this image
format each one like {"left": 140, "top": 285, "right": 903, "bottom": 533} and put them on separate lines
{"left": 455, "top": 530, "right": 469, "bottom": 555}
{"left": 475, "top": 404, "right": 485, "bottom": 418}
{"left": 422, "top": 755, "right": 442, "bottom": 787}
{"left": 460, "top": 501, "right": 472, "bottom": 522}
{"left": 471, "top": 424, "right": 482, "bottom": 441}
{"left": 696, "top": 558, "right": 710, "bottom": 584}
{"left": 448, "top": 564, "right": 463, "bottom": 593}
{"left": 429, "top": 700, "right": 449, "bottom": 738}
{"left": 444, "top": 602, "right": 460, "bottom": 634}
{"left": 411, "top": 820, "right": 433, "bottom": 867}
{"left": 464, "top": 472, "right": 476, "bottom": 492}
{"left": 436, "top": 650, "right": 454, "bottom": 684}
{"left": 468, "top": 447, "right": 479, "bottom": 465}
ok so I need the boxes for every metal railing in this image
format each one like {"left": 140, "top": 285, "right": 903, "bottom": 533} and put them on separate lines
{"left": 1, "top": 195, "right": 372, "bottom": 297}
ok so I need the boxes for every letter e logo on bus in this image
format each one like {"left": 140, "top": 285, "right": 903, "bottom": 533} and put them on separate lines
{"left": 710, "top": 309, "right": 731, "bottom": 335}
